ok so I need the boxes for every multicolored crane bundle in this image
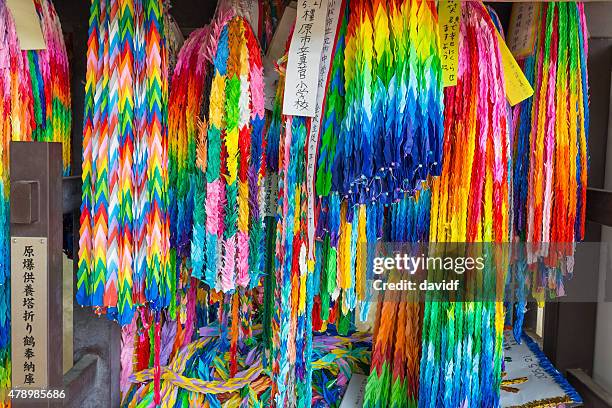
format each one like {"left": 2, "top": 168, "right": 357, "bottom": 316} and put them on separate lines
{"left": 168, "top": 24, "right": 212, "bottom": 320}
{"left": 117, "top": 22, "right": 212, "bottom": 402}
{"left": 33, "top": 0, "right": 72, "bottom": 174}
{"left": 513, "top": 2, "right": 589, "bottom": 257}
{"left": 0, "top": 0, "right": 71, "bottom": 173}
{"left": 312, "top": 0, "right": 445, "bottom": 339}
{"left": 335, "top": 0, "right": 443, "bottom": 201}
{"left": 510, "top": 2, "right": 589, "bottom": 332}
{"left": 364, "top": 190, "right": 431, "bottom": 408}
{"left": 312, "top": 4, "right": 351, "bottom": 333}
{"left": 268, "top": 57, "right": 314, "bottom": 407}
{"left": 78, "top": 0, "right": 170, "bottom": 326}
{"left": 194, "top": 13, "right": 266, "bottom": 292}
{"left": 419, "top": 3, "right": 511, "bottom": 407}
{"left": 0, "top": 0, "right": 71, "bottom": 404}
{"left": 162, "top": 8, "right": 289, "bottom": 384}
{"left": 168, "top": 6, "right": 269, "bottom": 391}
{"left": 166, "top": 0, "right": 286, "bottom": 288}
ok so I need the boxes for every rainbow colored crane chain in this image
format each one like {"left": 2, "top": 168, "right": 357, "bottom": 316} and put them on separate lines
{"left": 510, "top": 2, "right": 589, "bottom": 335}
{"left": 419, "top": 3, "right": 510, "bottom": 407}
{"left": 339, "top": 0, "right": 443, "bottom": 200}
{"left": 195, "top": 14, "right": 265, "bottom": 292}
{"left": 311, "top": 0, "right": 444, "bottom": 332}
{"left": 78, "top": 0, "right": 170, "bottom": 325}
{"left": 168, "top": 24, "right": 213, "bottom": 323}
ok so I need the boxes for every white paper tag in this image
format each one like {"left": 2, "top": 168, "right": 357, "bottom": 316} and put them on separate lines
{"left": 263, "top": 2, "right": 297, "bottom": 111}
{"left": 306, "top": 0, "right": 342, "bottom": 259}
{"left": 282, "top": 0, "right": 330, "bottom": 117}
{"left": 339, "top": 374, "right": 367, "bottom": 408}
{"left": 6, "top": 0, "right": 45, "bottom": 51}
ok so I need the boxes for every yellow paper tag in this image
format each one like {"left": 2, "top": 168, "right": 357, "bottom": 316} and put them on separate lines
{"left": 438, "top": 0, "right": 461, "bottom": 87}
{"left": 497, "top": 32, "right": 534, "bottom": 106}
{"left": 507, "top": 3, "right": 541, "bottom": 59}
{"left": 6, "top": 0, "right": 45, "bottom": 50}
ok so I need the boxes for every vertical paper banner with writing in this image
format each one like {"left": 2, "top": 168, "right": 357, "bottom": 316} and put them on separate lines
{"left": 438, "top": 0, "right": 461, "bottom": 87}
{"left": 236, "top": 0, "right": 262, "bottom": 40}
{"left": 282, "top": 0, "right": 330, "bottom": 117}
{"left": 261, "top": 173, "right": 279, "bottom": 218}
{"left": 263, "top": 2, "right": 297, "bottom": 110}
{"left": 507, "top": 3, "right": 541, "bottom": 59}
{"left": 306, "top": 0, "right": 342, "bottom": 258}
{"left": 11, "top": 237, "right": 48, "bottom": 389}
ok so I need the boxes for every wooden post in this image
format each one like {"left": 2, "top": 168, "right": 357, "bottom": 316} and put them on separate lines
{"left": 10, "top": 142, "right": 63, "bottom": 408}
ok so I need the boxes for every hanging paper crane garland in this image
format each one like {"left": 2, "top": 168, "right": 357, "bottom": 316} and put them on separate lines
{"left": 78, "top": 0, "right": 171, "bottom": 325}
{"left": 419, "top": 3, "right": 510, "bottom": 407}
{"left": 510, "top": 1, "right": 590, "bottom": 337}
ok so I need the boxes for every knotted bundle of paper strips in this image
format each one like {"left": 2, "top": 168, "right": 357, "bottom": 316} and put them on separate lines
{"left": 78, "top": 0, "right": 171, "bottom": 325}
{"left": 0, "top": 0, "right": 71, "bottom": 403}
{"left": 121, "top": 331, "right": 370, "bottom": 408}
{"left": 418, "top": 2, "right": 511, "bottom": 407}
{"left": 510, "top": 2, "right": 589, "bottom": 336}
